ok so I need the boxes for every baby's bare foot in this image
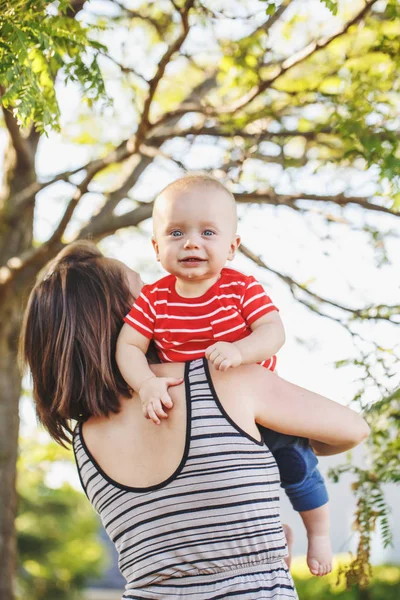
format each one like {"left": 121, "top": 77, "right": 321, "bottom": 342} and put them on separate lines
{"left": 307, "top": 534, "right": 332, "bottom": 576}
{"left": 283, "top": 524, "right": 294, "bottom": 569}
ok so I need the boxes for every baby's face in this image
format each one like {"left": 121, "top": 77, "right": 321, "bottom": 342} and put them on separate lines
{"left": 152, "top": 185, "right": 240, "bottom": 283}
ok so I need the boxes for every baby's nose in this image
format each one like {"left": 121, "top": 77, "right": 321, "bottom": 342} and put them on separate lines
{"left": 184, "top": 236, "right": 200, "bottom": 249}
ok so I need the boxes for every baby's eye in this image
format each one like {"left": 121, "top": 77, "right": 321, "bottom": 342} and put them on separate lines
{"left": 202, "top": 230, "right": 215, "bottom": 237}
{"left": 170, "top": 230, "right": 183, "bottom": 237}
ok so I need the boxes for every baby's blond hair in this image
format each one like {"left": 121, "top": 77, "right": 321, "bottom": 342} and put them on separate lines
{"left": 156, "top": 173, "right": 235, "bottom": 204}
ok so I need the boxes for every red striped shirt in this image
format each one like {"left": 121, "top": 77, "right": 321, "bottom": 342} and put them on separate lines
{"left": 124, "top": 268, "right": 278, "bottom": 370}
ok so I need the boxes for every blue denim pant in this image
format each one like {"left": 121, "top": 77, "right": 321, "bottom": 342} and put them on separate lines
{"left": 259, "top": 427, "right": 329, "bottom": 512}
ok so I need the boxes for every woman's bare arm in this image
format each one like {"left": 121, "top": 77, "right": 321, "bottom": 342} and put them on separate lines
{"left": 245, "top": 365, "right": 369, "bottom": 451}
{"left": 155, "top": 361, "right": 369, "bottom": 454}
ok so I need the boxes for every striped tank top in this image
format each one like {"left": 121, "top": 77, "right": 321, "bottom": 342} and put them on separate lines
{"left": 73, "top": 358, "right": 298, "bottom": 599}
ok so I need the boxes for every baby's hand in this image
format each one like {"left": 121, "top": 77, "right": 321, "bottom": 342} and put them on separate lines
{"left": 139, "top": 376, "right": 183, "bottom": 425}
{"left": 205, "top": 342, "right": 242, "bottom": 371}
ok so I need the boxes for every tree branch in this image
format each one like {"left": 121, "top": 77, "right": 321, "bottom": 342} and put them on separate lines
{"left": 66, "top": 0, "right": 87, "bottom": 16}
{"left": 239, "top": 243, "right": 399, "bottom": 322}
{"left": 10, "top": 166, "right": 85, "bottom": 215}
{"left": 2, "top": 140, "right": 136, "bottom": 275}
{"left": 111, "top": 0, "right": 167, "bottom": 36}
{"left": 139, "top": 143, "right": 187, "bottom": 170}
{"left": 43, "top": 142, "right": 136, "bottom": 245}
{"left": 77, "top": 153, "right": 154, "bottom": 239}
{"left": 54, "top": 0, "right": 195, "bottom": 240}
{"left": 149, "top": 123, "right": 399, "bottom": 146}
{"left": 136, "top": 0, "right": 195, "bottom": 143}
{"left": 6, "top": 125, "right": 328, "bottom": 216}
{"left": 149, "top": 126, "right": 333, "bottom": 144}
{"left": 0, "top": 197, "right": 153, "bottom": 289}
{"left": 1, "top": 104, "right": 34, "bottom": 172}
{"left": 8, "top": 141, "right": 398, "bottom": 279}
{"left": 151, "top": 2, "right": 294, "bottom": 127}
{"left": 235, "top": 191, "right": 400, "bottom": 218}
{"left": 249, "top": 0, "right": 293, "bottom": 38}
{"left": 9, "top": 75, "right": 217, "bottom": 256}
{"left": 170, "top": 0, "right": 182, "bottom": 13}
{"left": 77, "top": 201, "right": 153, "bottom": 241}
{"left": 216, "top": 0, "right": 379, "bottom": 115}
{"left": 249, "top": 151, "right": 308, "bottom": 168}
{"left": 101, "top": 52, "right": 149, "bottom": 84}
{"left": 77, "top": 75, "right": 216, "bottom": 239}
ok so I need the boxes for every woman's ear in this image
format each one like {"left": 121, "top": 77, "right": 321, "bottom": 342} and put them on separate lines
{"left": 228, "top": 235, "right": 241, "bottom": 261}
{"left": 152, "top": 236, "right": 160, "bottom": 261}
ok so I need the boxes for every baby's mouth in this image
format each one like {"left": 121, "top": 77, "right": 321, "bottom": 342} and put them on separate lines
{"left": 179, "top": 257, "right": 206, "bottom": 262}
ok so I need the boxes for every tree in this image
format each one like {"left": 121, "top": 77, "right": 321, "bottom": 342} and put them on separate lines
{"left": 0, "top": 0, "right": 107, "bottom": 132}
{"left": 1, "top": 1, "right": 399, "bottom": 597}
{"left": 1, "top": 1, "right": 107, "bottom": 596}
{"left": 16, "top": 437, "right": 104, "bottom": 600}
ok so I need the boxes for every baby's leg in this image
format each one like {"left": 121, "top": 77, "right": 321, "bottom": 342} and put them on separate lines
{"left": 260, "top": 427, "right": 332, "bottom": 576}
{"left": 300, "top": 503, "right": 332, "bottom": 576}
{"left": 284, "top": 462, "right": 332, "bottom": 576}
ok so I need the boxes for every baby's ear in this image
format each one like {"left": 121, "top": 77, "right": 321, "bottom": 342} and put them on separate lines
{"left": 228, "top": 235, "right": 241, "bottom": 261}
{"left": 152, "top": 237, "right": 160, "bottom": 261}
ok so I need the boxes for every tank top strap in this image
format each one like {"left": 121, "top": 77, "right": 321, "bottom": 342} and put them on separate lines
{"left": 185, "top": 358, "right": 219, "bottom": 421}
{"left": 185, "top": 357, "right": 264, "bottom": 449}
{"left": 186, "top": 357, "right": 211, "bottom": 392}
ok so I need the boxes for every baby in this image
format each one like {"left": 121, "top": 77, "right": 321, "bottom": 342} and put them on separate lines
{"left": 116, "top": 174, "right": 332, "bottom": 576}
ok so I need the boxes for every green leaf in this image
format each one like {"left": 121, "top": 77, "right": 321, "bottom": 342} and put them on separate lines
{"left": 266, "top": 3, "right": 276, "bottom": 16}
{"left": 320, "top": 0, "right": 338, "bottom": 15}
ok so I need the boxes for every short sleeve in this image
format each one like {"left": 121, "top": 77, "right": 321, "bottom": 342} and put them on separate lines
{"left": 123, "top": 287, "right": 156, "bottom": 340}
{"left": 240, "top": 276, "right": 278, "bottom": 327}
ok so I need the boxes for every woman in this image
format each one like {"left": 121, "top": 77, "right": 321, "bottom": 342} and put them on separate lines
{"left": 19, "top": 241, "right": 369, "bottom": 599}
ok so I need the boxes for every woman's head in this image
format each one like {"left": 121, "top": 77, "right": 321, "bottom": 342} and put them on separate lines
{"left": 19, "top": 240, "right": 142, "bottom": 446}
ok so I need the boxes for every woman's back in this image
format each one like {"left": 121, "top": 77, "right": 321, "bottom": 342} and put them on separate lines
{"left": 74, "top": 358, "right": 297, "bottom": 599}
{"left": 21, "top": 241, "right": 367, "bottom": 600}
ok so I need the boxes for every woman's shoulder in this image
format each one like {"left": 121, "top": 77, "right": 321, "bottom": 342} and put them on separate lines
{"left": 212, "top": 363, "right": 277, "bottom": 412}
{"left": 150, "top": 362, "right": 185, "bottom": 378}
{"left": 211, "top": 363, "right": 264, "bottom": 393}
{"left": 215, "top": 362, "right": 266, "bottom": 382}
{"left": 151, "top": 360, "right": 267, "bottom": 385}
{"left": 149, "top": 360, "right": 273, "bottom": 409}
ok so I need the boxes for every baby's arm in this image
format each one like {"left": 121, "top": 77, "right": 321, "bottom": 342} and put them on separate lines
{"left": 206, "top": 311, "right": 285, "bottom": 371}
{"left": 116, "top": 324, "right": 182, "bottom": 424}
{"left": 236, "top": 311, "right": 285, "bottom": 364}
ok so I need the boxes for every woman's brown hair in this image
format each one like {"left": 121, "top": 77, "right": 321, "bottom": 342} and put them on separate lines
{"left": 19, "top": 241, "right": 133, "bottom": 446}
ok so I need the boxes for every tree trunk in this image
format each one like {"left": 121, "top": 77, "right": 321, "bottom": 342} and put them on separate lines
{"left": 0, "top": 246, "right": 56, "bottom": 600}
{"left": 358, "top": 586, "right": 373, "bottom": 600}
{"left": 0, "top": 287, "right": 23, "bottom": 600}
{"left": 0, "top": 126, "right": 36, "bottom": 598}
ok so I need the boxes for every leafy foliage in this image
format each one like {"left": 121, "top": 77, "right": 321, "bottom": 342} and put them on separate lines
{"left": 16, "top": 437, "right": 105, "bottom": 600}
{"left": 292, "top": 557, "right": 400, "bottom": 599}
{"left": 0, "top": 0, "right": 108, "bottom": 132}
{"left": 329, "top": 388, "right": 400, "bottom": 587}
{"left": 217, "top": 0, "right": 400, "bottom": 196}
